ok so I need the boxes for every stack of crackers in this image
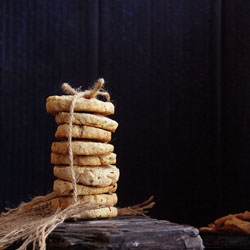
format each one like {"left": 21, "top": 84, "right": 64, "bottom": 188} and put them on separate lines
{"left": 46, "top": 90, "right": 119, "bottom": 219}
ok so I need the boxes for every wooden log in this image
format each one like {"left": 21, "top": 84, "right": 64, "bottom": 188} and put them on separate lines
{"left": 46, "top": 216, "right": 204, "bottom": 250}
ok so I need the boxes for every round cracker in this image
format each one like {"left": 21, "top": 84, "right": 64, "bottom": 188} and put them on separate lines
{"left": 51, "top": 152, "right": 116, "bottom": 166}
{"left": 46, "top": 95, "right": 114, "bottom": 115}
{"left": 53, "top": 165, "right": 120, "bottom": 187}
{"left": 73, "top": 206, "right": 118, "bottom": 219}
{"left": 55, "top": 112, "right": 118, "bottom": 132}
{"left": 51, "top": 141, "right": 114, "bottom": 155}
{"left": 53, "top": 179, "right": 117, "bottom": 195}
{"left": 51, "top": 193, "right": 118, "bottom": 210}
{"left": 55, "top": 124, "right": 111, "bottom": 142}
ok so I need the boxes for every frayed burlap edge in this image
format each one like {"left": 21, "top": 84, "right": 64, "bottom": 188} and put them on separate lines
{"left": 0, "top": 192, "right": 155, "bottom": 250}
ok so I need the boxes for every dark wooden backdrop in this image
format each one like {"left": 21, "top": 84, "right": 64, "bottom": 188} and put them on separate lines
{"left": 1, "top": 0, "right": 250, "bottom": 228}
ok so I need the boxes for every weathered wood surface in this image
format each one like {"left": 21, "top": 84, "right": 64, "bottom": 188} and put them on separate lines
{"left": 46, "top": 216, "right": 204, "bottom": 250}
{"left": 200, "top": 231, "right": 250, "bottom": 250}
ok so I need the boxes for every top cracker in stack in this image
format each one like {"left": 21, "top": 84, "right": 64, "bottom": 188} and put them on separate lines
{"left": 46, "top": 79, "right": 119, "bottom": 219}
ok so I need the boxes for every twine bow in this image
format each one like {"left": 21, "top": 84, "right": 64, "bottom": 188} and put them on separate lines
{"left": 61, "top": 78, "right": 110, "bottom": 101}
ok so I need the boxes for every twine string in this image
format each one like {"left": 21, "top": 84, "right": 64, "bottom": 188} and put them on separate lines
{"left": 61, "top": 78, "right": 109, "bottom": 203}
{"left": 68, "top": 93, "right": 81, "bottom": 203}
